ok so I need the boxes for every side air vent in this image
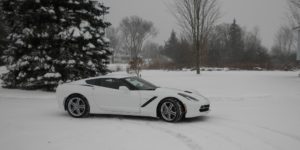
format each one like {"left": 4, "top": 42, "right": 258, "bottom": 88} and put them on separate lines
{"left": 200, "top": 105, "right": 210, "bottom": 112}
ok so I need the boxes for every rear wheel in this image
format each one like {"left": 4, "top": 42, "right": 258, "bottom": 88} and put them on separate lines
{"left": 66, "top": 95, "right": 90, "bottom": 118}
{"left": 159, "top": 99, "right": 184, "bottom": 122}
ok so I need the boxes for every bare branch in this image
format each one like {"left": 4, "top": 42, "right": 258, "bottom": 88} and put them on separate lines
{"left": 119, "top": 16, "right": 157, "bottom": 76}
{"left": 169, "top": 0, "right": 220, "bottom": 74}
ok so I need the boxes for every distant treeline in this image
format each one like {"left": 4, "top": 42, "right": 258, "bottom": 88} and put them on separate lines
{"left": 143, "top": 20, "right": 298, "bottom": 70}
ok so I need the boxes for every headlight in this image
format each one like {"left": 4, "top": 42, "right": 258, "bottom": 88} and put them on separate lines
{"left": 178, "top": 93, "right": 199, "bottom": 102}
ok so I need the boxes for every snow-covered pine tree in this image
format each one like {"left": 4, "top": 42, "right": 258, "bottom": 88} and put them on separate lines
{"left": 229, "top": 19, "right": 244, "bottom": 64}
{"left": 1, "top": 0, "right": 112, "bottom": 91}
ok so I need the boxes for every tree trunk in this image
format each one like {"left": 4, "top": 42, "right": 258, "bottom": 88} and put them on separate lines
{"left": 196, "top": 42, "right": 200, "bottom": 74}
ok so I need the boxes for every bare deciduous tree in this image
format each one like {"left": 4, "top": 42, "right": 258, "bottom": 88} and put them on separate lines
{"left": 289, "top": 0, "right": 300, "bottom": 26}
{"left": 288, "top": 0, "right": 300, "bottom": 62}
{"left": 106, "top": 27, "right": 121, "bottom": 63}
{"left": 142, "top": 41, "right": 161, "bottom": 60}
{"left": 272, "top": 25, "right": 296, "bottom": 56}
{"left": 119, "top": 16, "right": 157, "bottom": 76}
{"left": 170, "top": 0, "right": 220, "bottom": 74}
{"left": 271, "top": 25, "right": 297, "bottom": 69}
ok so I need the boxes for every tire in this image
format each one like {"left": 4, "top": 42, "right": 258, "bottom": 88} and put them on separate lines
{"left": 158, "top": 99, "right": 184, "bottom": 122}
{"left": 66, "top": 94, "right": 90, "bottom": 118}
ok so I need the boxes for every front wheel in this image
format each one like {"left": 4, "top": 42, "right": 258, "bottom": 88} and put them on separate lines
{"left": 66, "top": 95, "right": 90, "bottom": 118}
{"left": 159, "top": 99, "right": 184, "bottom": 122}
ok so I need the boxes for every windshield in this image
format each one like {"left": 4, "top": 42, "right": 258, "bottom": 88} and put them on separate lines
{"left": 123, "top": 77, "right": 158, "bottom": 90}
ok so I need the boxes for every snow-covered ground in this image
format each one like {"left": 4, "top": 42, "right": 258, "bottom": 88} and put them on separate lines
{"left": 1, "top": 68, "right": 300, "bottom": 150}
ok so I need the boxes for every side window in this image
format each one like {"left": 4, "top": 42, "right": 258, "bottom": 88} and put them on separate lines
{"left": 86, "top": 79, "right": 99, "bottom": 86}
{"left": 86, "top": 78, "right": 122, "bottom": 90}
{"left": 119, "top": 79, "right": 135, "bottom": 90}
{"left": 101, "top": 78, "right": 119, "bottom": 89}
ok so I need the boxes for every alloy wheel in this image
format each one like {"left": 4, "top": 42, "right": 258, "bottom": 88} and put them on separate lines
{"left": 67, "top": 97, "right": 86, "bottom": 117}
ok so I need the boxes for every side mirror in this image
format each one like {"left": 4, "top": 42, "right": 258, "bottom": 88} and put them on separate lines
{"left": 119, "top": 86, "right": 130, "bottom": 92}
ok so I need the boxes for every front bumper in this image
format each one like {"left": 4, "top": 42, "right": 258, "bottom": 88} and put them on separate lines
{"left": 185, "top": 103, "right": 210, "bottom": 118}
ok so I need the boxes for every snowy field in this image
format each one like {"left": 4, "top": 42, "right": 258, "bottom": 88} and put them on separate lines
{"left": 1, "top": 68, "right": 300, "bottom": 150}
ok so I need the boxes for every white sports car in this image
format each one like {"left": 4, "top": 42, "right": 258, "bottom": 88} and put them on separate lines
{"left": 56, "top": 74, "right": 210, "bottom": 122}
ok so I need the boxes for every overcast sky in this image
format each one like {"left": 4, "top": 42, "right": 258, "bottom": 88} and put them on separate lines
{"left": 102, "top": 0, "right": 289, "bottom": 49}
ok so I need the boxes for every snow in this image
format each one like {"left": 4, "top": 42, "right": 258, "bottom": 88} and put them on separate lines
{"left": 44, "top": 63, "right": 51, "bottom": 69}
{"left": 46, "top": 56, "right": 52, "bottom": 61}
{"left": 67, "top": 60, "right": 76, "bottom": 65}
{"left": 15, "top": 39, "right": 24, "bottom": 45}
{"left": 1, "top": 68, "right": 300, "bottom": 150}
{"left": 19, "top": 61, "right": 29, "bottom": 67}
{"left": 48, "top": 9, "right": 55, "bottom": 15}
{"left": 97, "top": 38, "right": 103, "bottom": 44}
{"left": 76, "top": 9, "right": 88, "bottom": 14}
{"left": 87, "top": 60, "right": 94, "bottom": 67}
{"left": 60, "top": 60, "right": 66, "bottom": 64}
{"left": 96, "top": 50, "right": 106, "bottom": 55}
{"left": 40, "top": 7, "right": 47, "bottom": 12}
{"left": 69, "top": 26, "right": 81, "bottom": 38}
{"left": 22, "top": 28, "right": 33, "bottom": 36}
{"left": 0, "top": 66, "right": 8, "bottom": 74}
{"left": 94, "top": 2, "right": 105, "bottom": 12}
{"left": 102, "top": 37, "right": 110, "bottom": 43}
{"left": 83, "top": 31, "right": 92, "bottom": 40}
{"left": 60, "top": 18, "right": 66, "bottom": 22}
{"left": 44, "top": 72, "right": 62, "bottom": 78}
{"left": 87, "top": 43, "right": 95, "bottom": 49}
{"left": 108, "top": 63, "right": 129, "bottom": 71}
{"left": 41, "top": 32, "right": 49, "bottom": 38}
{"left": 80, "top": 20, "right": 90, "bottom": 29}
{"left": 17, "top": 72, "right": 26, "bottom": 78}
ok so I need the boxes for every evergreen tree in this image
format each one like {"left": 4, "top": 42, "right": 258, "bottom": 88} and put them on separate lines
{"left": 243, "top": 28, "right": 270, "bottom": 68}
{"left": 162, "top": 31, "right": 193, "bottom": 68}
{"left": 162, "top": 31, "right": 179, "bottom": 62}
{"left": 0, "top": 6, "right": 8, "bottom": 66}
{"left": 228, "top": 19, "right": 244, "bottom": 65}
{"left": 177, "top": 38, "right": 193, "bottom": 68}
{"left": 1, "top": 0, "right": 111, "bottom": 90}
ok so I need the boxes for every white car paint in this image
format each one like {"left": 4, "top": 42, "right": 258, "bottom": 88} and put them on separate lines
{"left": 92, "top": 85, "right": 140, "bottom": 113}
{"left": 56, "top": 74, "right": 210, "bottom": 118}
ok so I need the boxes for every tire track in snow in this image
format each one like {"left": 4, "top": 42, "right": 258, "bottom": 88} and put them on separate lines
{"left": 146, "top": 121, "right": 249, "bottom": 150}
{"left": 187, "top": 124, "right": 246, "bottom": 150}
{"left": 189, "top": 123, "right": 281, "bottom": 150}
{"left": 215, "top": 116, "right": 300, "bottom": 143}
{"left": 200, "top": 116, "right": 300, "bottom": 150}
{"left": 255, "top": 125, "right": 300, "bottom": 142}
{"left": 135, "top": 117, "right": 281, "bottom": 150}
{"left": 147, "top": 123, "right": 203, "bottom": 150}
{"left": 124, "top": 120, "right": 203, "bottom": 150}
{"left": 120, "top": 118, "right": 271, "bottom": 150}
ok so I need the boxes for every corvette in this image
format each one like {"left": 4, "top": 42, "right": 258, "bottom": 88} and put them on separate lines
{"left": 56, "top": 74, "right": 210, "bottom": 122}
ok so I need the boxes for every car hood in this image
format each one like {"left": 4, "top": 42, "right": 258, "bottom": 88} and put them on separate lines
{"left": 155, "top": 87, "right": 187, "bottom": 93}
{"left": 155, "top": 87, "right": 210, "bottom": 103}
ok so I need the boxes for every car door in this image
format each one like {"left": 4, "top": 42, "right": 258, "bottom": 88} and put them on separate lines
{"left": 92, "top": 78, "right": 141, "bottom": 114}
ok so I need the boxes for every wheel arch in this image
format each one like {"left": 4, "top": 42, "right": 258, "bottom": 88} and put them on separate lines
{"left": 156, "top": 97, "right": 186, "bottom": 118}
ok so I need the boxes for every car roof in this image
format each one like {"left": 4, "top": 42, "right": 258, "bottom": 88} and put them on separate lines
{"left": 84, "top": 73, "right": 135, "bottom": 80}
